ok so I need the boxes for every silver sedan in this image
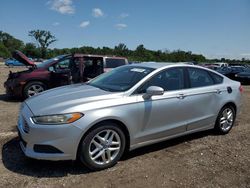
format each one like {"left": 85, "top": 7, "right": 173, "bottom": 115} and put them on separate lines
{"left": 18, "top": 62, "right": 242, "bottom": 170}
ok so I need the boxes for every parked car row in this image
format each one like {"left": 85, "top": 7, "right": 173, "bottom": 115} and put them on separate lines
{"left": 200, "top": 63, "right": 250, "bottom": 84}
{"left": 216, "top": 66, "right": 250, "bottom": 84}
{"left": 4, "top": 50, "right": 128, "bottom": 98}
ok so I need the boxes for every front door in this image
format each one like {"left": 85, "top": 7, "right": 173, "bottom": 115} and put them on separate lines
{"left": 133, "top": 67, "right": 188, "bottom": 144}
{"left": 50, "top": 58, "right": 71, "bottom": 88}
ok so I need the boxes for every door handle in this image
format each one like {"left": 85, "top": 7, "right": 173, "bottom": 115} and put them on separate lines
{"left": 215, "top": 89, "right": 222, "bottom": 94}
{"left": 177, "top": 94, "right": 186, "bottom": 99}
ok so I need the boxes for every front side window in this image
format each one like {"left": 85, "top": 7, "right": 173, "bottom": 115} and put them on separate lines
{"left": 55, "top": 58, "right": 70, "bottom": 70}
{"left": 188, "top": 68, "right": 214, "bottom": 88}
{"left": 88, "top": 66, "right": 154, "bottom": 92}
{"left": 138, "top": 68, "right": 185, "bottom": 93}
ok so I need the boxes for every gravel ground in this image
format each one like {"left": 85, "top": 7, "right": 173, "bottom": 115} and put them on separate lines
{"left": 0, "top": 65, "right": 249, "bottom": 188}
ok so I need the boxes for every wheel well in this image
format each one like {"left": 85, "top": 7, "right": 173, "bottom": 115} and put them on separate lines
{"left": 22, "top": 80, "right": 48, "bottom": 97}
{"left": 77, "top": 119, "right": 131, "bottom": 158}
{"left": 223, "top": 102, "right": 237, "bottom": 114}
{"left": 23, "top": 80, "right": 48, "bottom": 90}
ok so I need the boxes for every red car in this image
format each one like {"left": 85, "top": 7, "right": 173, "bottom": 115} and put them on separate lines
{"left": 4, "top": 51, "right": 128, "bottom": 99}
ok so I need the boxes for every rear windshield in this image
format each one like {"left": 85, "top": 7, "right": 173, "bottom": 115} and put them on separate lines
{"left": 105, "top": 58, "right": 126, "bottom": 68}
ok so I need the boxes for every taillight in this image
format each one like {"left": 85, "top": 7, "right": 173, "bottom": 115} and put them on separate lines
{"left": 239, "top": 85, "right": 243, "bottom": 93}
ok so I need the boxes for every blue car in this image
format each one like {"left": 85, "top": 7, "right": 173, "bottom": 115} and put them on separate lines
{"left": 5, "top": 58, "right": 26, "bottom": 67}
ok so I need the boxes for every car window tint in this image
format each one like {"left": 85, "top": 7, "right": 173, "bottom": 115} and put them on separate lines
{"left": 139, "top": 68, "right": 185, "bottom": 93}
{"left": 188, "top": 68, "right": 214, "bottom": 88}
{"left": 105, "top": 58, "right": 126, "bottom": 68}
{"left": 89, "top": 66, "right": 154, "bottom": 92}
{"left": 209, "top": 72, "right": 223, "bottom": 84}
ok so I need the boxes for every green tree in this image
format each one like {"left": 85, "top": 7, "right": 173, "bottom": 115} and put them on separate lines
{"left": 29, "top": 30, "right": 57, "bottom": 58}
{"left": 0, "top": 31, "right": 24, "bottom": 53}
{"left": 0, "top": 42, "right": 11, "bottom": 58}
{"left": 23, "top": 43, "right": 40, "bottom": 58}
{"left": 114, "top": 43, "right": 129, "bottom": 56}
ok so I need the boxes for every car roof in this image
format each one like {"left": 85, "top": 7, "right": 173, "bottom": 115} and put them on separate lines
{"left": 231, "top": 66, "right": 244, "bottom": 68}
{"left": 130, "top": 62, "right": 198, "bottom": 69}
{"left": 73, "top": 54, "right": 127, "bottom": 59}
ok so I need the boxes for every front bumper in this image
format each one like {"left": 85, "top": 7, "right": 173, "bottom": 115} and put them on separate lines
{"left": 4, "top": 79, "right": 23, "bottom": 97}
{"left": 18, "top": 103, "right": 83, "bottom": 161}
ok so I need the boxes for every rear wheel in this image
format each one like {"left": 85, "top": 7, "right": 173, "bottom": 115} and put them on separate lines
{"left": 215, "top": 105, "right": 236, "bottom": 134}
{"left": 23, "top": 81, "right": 46, "bottom": 98}
{"left": 79, "top": 123, "right": 126, "bottom": 171}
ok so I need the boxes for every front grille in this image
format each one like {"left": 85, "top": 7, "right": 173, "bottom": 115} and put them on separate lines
{"left": 22, "top": 118, "right": 30, "bottom": 133}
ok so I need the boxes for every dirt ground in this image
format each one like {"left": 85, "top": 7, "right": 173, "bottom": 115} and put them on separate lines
{"left": 0, "top": 65, "right": 249, "bottom": 188}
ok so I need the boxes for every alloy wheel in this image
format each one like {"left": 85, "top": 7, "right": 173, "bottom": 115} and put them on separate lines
{"left": 88, "top": 129, "right": 121, "bottom": 165}
{"left": 27, "top": 84, "right": 44, "bottom": 97}
{"left": 219, "top": 108, "right": 234, "bottom": 132}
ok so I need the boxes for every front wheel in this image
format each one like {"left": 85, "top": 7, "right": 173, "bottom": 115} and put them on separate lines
{"left": 23, "top": 81, "right": 46, "bottom": 98}
{"left": 79, "top": 123, "right": 126, "bottom": 171}
{"left": 215, "top": 106, "right": 236, "bottom": 134}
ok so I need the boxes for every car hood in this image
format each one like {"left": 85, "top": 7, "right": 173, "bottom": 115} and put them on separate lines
{"left": 12, "top": 50, "right": 36, "bottom": 67}
{"left": 25, "top": 84, "right": 124, "bottom": 115}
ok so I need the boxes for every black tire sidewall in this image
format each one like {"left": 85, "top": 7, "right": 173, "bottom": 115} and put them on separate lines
{"left": 215, "top": 105, "right": 236, "bottom": 134}
{"left": 79, "top": 123, "right": 126, "bottom": 171}
{"left": 23, "top": 81, "right": 46, "bottom": 98}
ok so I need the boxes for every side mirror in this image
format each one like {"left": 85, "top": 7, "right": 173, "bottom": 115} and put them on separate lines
{"left": 48, "top": 66, "right": 55, "bottom": 72}
{"left": 143, "top": 86, "right": 164, "bottom": 99}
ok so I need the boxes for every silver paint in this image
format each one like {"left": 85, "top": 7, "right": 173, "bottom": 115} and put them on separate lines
{"left": 18, "top": 63, "right": 242, "bottom": 161}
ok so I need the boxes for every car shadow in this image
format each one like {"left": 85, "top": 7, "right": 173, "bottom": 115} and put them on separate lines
{"left": 2, "top": 137, "right": 90, "bottom": 177}
{"left": 2, "top": 129, "right": 217, "bottom": 178}
{"left": 0, "top": 94, "right": 22, "bottom": 102}
{"left": 122, "top": 129, "right": 216, "bottom": 160}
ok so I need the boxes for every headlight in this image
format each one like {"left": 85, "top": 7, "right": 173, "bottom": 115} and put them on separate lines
{"left": 32, "top": 113, "right": 83, "bottom": 125}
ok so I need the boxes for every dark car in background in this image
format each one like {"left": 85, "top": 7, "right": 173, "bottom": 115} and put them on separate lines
{"left": 216, "top": 66, "right": 246, "bottom": 80}
{"left": 235, "top": 70, "right": 250, "bottom": 84}
{"left": 4, "top": 50, "right": 128, "bottom": 98}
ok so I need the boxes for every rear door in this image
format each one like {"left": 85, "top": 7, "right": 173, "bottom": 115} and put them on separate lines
{"left": 183, "top": 67, "right": 224, "bottom": 131}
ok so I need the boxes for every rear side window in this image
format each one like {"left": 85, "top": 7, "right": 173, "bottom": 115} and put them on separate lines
{"left": 105, "top": 58, "right": 126, "bottom": 68}
{"left": 209, "top": 72, "right": 223, "bottom": 84}
{"left": 188, "top": 68, "right": 214, "bottom": 88}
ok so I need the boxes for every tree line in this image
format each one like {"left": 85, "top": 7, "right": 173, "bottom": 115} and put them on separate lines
{"left": 0, "top": 30, "right": 249, "bottom": 64}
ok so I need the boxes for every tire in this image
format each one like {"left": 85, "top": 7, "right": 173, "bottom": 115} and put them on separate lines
{"left": 78, "top": 123, "right": 126, "bottom": 171}
{"left": 23, "top": 81, "right": 47, "bottom": 98}
{"left": 214, "top": 105, "right": 236, "bottom": 134}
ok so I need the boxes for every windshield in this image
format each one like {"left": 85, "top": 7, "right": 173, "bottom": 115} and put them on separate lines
{"left": 36, "top": 55, "right": 67, "bottom": 68}
{"left": 88, "top": 66, "right": 155, "bottom": 92}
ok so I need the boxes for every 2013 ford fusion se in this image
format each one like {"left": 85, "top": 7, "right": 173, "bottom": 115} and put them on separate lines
{"left": 18, "top": 62, "right": 242, "bottom": 170}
